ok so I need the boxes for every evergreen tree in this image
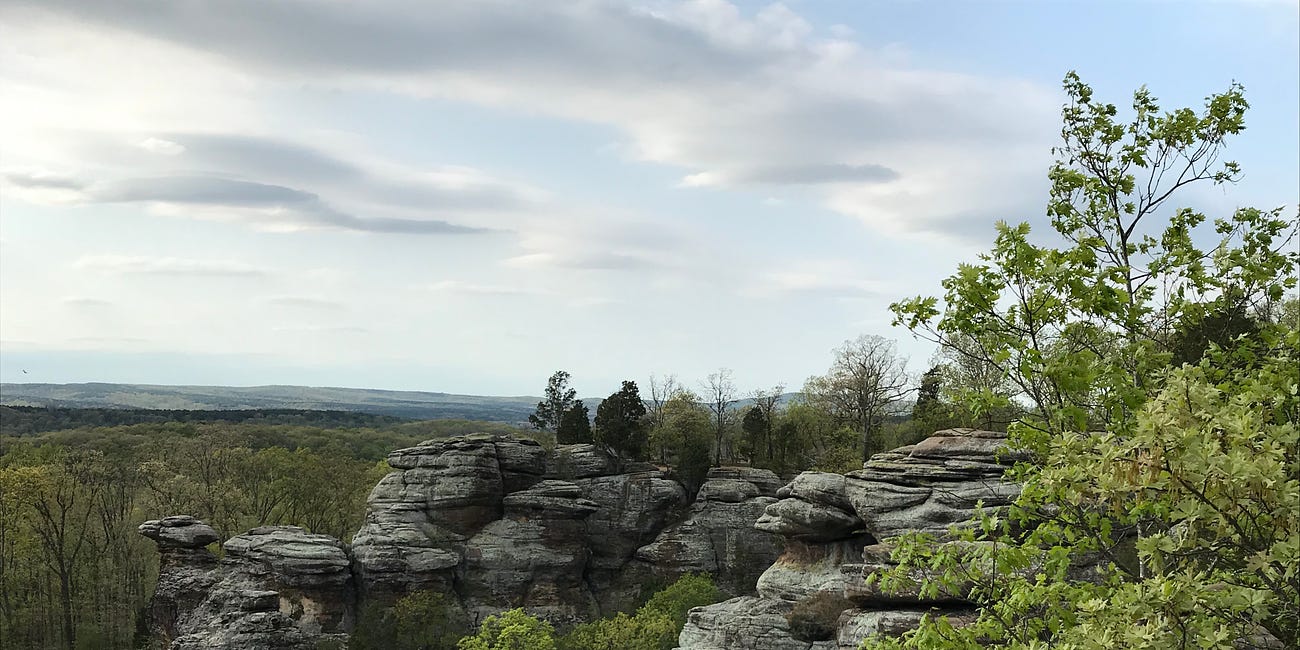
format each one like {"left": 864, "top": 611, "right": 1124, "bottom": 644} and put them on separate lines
{"left": 594, "top": 381, "right": 648, "bottom": 460}
{"left": 740, "top": 406, "right": 768, "bottom": 464}
{"left": 556, "top": 401, "right": 592, "bottom": 444}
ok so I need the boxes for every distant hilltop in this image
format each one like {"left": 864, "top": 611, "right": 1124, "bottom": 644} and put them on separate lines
{"left": 0, "top": 382, "right": 542, "bottom": 422}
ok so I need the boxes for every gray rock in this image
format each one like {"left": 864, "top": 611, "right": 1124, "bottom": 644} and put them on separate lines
{"left": 676, "top": 596, "right": 836, "bottom": 650}
{"left": 140, "top": 515, "right": 220, "bottom": 549}
{"left": 549, "top": 443, "right": 620, "bottom": 478}
{"left": 755, "top": 497, "right": 862, "bottom": 542}
{"left": 844, "top": 430, "right": 1021, "bottom": 541}
{"left": 637, "top": 468, "right": 783, "bottom": 594}
{"left": 756, "top": 538, "right": 869, "bottom": 602}
{"left": 835, "top": 609, "right": 976, "bottom": 648}
{"left": 140, "top": 518, "right": 352, "bottom": 650}
{"left": 705, "top": 467, "right": 784, "bottom": 497}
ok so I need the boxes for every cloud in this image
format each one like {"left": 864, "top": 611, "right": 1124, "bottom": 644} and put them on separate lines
{"left": 682, "top": 162, "right": 900, "bottom": 187}
{"left": 9, "top": 0, "right": 1059, "bottom": 240}
{"left": 427, "top": 280, "right": 544, "bottom": 296}
{"left": 74, "top": 255, "right": 269, "bottom": 277}
{"left": 263, "top": 296, "right": 345, "bottom": 310}
{"left": 269, "top": 325, "right": 368, "bottom": 334}
{"left": 137, "top": 137, "right": 185, "bottom": 155}
{"left": 749, "top": 259, "right": 888, "bottom": 299}
{"left": 61, "top": 297, "right": 113, "bottom": 308}
{"left": 84, "top": 175, "right": 501, "bottom": 235}
{"left": 4, "top": 170, "right": 84, "bottom": 190}
{"left": 94, "top": 176, "right": 316, "bottom": 205}
{"left": 504, "top": 251, "right": 664, "bottom": 272}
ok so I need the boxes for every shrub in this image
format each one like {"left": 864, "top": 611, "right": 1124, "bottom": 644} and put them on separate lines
{"left": 351, "top": 591, "right": 466, "bottom": 650}
{"left": 457, "top": 608, "right": 555, "bottom": 650}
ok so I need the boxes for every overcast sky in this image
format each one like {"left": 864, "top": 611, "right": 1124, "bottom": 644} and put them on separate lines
{"left": 1, "top": 0, "right": 1297, "bottom": 397}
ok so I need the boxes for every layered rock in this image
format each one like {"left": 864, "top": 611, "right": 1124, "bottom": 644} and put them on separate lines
{"left": 678, "top": 428, "right": 1023, "bottom": 649}
{"left": 143, "top": 432, "right": 797, "bottom": 648}
{"left": 140, "top": 518, "right": 351, "bottom": 649}
{"left": 635, "top": 467, "right": 785, "bottom": 594}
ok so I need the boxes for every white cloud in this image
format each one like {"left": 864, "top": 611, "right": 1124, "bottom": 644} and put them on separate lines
{"left": 137, "top": 137, "right": 185, "bottom": 156}
{"left": 74, "top": 255, "right": 269, "bottom": 277}
{"left": 427, "top": 280, "right": 544, "bottom": 296}
{"left": 4, "top": 0, "right": 1058, "bottom": 240}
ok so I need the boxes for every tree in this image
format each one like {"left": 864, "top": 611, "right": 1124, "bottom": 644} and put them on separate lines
{"left": 28, "top": 451, "right": 103, "bottom": 650}
{"left": 875, "top": 73, "right": 1300, "bottom": 649}
{"left": 909, "top": 366, "right": 943, "bottom": 432}
{"left": 654, "top": 391, "right": 713, "bottom": 495}
{"left": 643, "top": 374, "right": 680, "bottom": 436}
{"left": 556, "top": 400, "right": 592, "bottom": 444}
{"left": 748, "top": 385, "right": 785, "bottom": 467}
{"left": 594, "top": 381, "right": 648, "bottom": 460}
{"left": 701, "top": 368, "right": 737, "bottom": 466}
{"left": 457, "top": 608, "right": 555, "bottom": 650}
{"left": 803, "top": 335, "right": 911, "bottom": 462}
{"left": 559, "top": 574, "right": 722, "bottom": 650}
{"left": 740, "top": 406, "right": 767, "bottom": 463}
{"left": 530, "top": 371, "right": 577, "bottom": 433}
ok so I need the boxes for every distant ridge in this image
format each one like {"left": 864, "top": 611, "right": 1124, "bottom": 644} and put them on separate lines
{"left": 0, "top": 382, "right": 541, "bottom": 422}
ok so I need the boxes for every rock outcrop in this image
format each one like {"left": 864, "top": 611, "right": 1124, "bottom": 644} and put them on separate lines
{"left": 140, "top": 429, "right": 1026, "bottom": 649}
{"left": 141, "top": 518, "right": 351, "bottom": 649}
{"left": 636, "top": 467, "right": 784, "bottom": 594}
{"left": 677, "top": 428, "right": 1021, "bottom": 649}
{"left": 140, "top": 434, "right": 787, "bottom": 648}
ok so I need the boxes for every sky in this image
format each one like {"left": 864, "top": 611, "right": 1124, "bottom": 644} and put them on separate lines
{"left": 1, "top": 0, "right": 1297, "bottom": 397}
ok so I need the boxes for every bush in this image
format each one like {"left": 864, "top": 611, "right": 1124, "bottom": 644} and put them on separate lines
{"left": 786, "top": 592, "right": 853, "bottom": 641}
{"left": 558, "top": 612, "right": 675, "bottom": 650}
{"left": 559, "top": 573, "right": 724, "bottom": 650}
{"left": 351, "top": 591, "right": 466, "bottom": 650}
{"left": 457, "top": 608, "right": 555, "bottom": 650}
{"left": 639, "top": 573, "right": 723, "bottom": 630}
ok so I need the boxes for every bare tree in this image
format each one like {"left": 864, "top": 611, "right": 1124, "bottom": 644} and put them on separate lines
{"left": 702, "top": 368, "right": 737, "bottom": 466}
{"left": 645, "top": 374, "right": 681, "bottom": 465}
{"left": 749, "top": 384, "right": 785, "bottom": 463}
{"left": 804, "top": 335, "right": 911, "bottom": 463}
{"left": 644, "top": 374, "right": 680, "bottom": 434}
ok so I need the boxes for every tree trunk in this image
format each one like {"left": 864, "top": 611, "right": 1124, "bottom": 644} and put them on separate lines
{"left": 58, "top": 568, "right": 75, "bottom": 650}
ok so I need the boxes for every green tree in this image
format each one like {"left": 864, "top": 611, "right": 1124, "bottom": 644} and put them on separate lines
{"left": 559, "top": 574, "right": 723, "bottom": 650}
{"left": 556, "top": 400, "right": 593, "bottom": 445}
{"left": 877, "top": 73, "right": 1300, "bottom": 649}
{"left": 352, "top": 590, "right": 466, "bottom": 650}
{"left": 530, "top": 371, "right": 577, "bottom": 433}
{"left": 594, "top": 381, "right": 648, "bottom": 460}
{"left": 457, "top": 608, "right": 556, "bottom": 650}
{"left": 909, "top": 367, "right": 943, "bottom": 432}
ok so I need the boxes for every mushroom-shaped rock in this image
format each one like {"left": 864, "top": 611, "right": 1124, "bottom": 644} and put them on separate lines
{"left": 755, "top": 497, "right": 862, "bottom": 542}
{"left": 139, "top": 515, "right": 220, "bottom": 549}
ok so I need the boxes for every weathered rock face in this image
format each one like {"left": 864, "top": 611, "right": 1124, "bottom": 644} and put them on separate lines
{"left": 141, "top": 433, "right": 787, "bottom": 648}
{"left": 140, "top": 518, "right": 351, "bottom": 649}
{"left": 636, "top": 467, "right": 784, "bottom": 594}
{"left": 678, "top": 428, "right": 1023, "bottom": 650}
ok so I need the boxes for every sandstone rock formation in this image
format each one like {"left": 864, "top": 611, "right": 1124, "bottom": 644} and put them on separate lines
{"left": 140, "top": 429, "right": 1025, "bottom": 650}
{"left": 677, "top": 428, "right": 1022, "bottom": 650}
{"left": 140, "top": 517, "right": 351, "bottom": 650}
{"left": 140, "top": 434, "right": 787, "bottom": 648}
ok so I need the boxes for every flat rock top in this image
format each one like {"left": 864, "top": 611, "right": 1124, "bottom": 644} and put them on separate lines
{"left": 139, "top": 515, "right": 220, "bottom": 549}
{"left": 223, "top": 526, "right": 350, "bottom": 574}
